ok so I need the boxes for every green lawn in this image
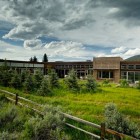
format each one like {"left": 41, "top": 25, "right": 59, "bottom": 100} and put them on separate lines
{"left": 0, "top": 81, "right": 140, "bottom": 127}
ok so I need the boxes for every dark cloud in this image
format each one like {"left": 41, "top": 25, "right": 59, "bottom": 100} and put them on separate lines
{"left": 1, "top": 0, "right": 97, "bottom": 40}
{"left": 99, "top": 0, "right": 140, "bottom": 25}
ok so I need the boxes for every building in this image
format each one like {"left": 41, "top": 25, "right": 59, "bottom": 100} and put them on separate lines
{"left": 0, "top": 59, "right": 93, "bottom": 78}
{"left": 44, "top": 61, "right": 93, "bottom": 78}
{"left": 93, "top": 57, "right": 123, "bottom": 82}
{"left": 0, "top": 59, "right": 44, "bottom": 74}
{"left": 0, "top": 55, "right": 140, "bottom": 83}
{"left": 121, "top": 60, "right": 140, "bottom": 83}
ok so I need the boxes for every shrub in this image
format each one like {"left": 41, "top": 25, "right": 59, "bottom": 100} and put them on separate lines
{"left": 21, "top": 70, "right": 30, "bottom": 83}
{"left": 0, "top": 131, "right": 19, "bottom": 140}
{"left": 136, "top": 81, "right": 140, "bottom": 89}
{"left": 10, "top": 71, "right": 21, "bottom": 89}
{"left": 119, "top": 79, "right": 129, "bottom": 87}
{"left": 85, "top": 75, "right": 97, "bottom": 92}
{"left": 48, "top": 69, "right": 59, "bottom": 89}
{"left": 102, "top": 79, "right": 111, "bottom": 87}
{"left": 23, "top": 74, "right": 34, "bottom": 93}
{"left": 104, "top": 103, "right": 140, "bottom": 139}
{"left": 64, "top": 69, "right": 79, "bottom": 92}
{"left": 22, "top": 105, "right": 70, "bottom": 140}
{"left": 33, "top": 69, "right": 43, "bottom": 89}
{"left": 37, "top": 77, "right": 52, "bottom": 96}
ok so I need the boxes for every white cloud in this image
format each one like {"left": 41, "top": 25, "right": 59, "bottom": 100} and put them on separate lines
{"left": 111, "top": 46, "right": 126, "bottom": 53}
{"left": 124, "top": 48, "right": 140, "bottom": 56}
{"left": 0, "top": 1, "right": 140, "bottom": 61}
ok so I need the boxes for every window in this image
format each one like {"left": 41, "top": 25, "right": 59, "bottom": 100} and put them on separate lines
{"left": 121, "top": 71, "right": 127, "bottom": 79}
{"left": 98, "top": 71, "right": 114, "bottom": 79}
{"left": 135, "top": 72, "right": 140, "bottom": 81}
{"left": 128, "top": 65, "right": 134, "bottom": 69}
{"left": 121, "top": 65, "right": 127, "bottom": 69}
{"left": 136, "top": 65, "right": 140, "bottom": 69}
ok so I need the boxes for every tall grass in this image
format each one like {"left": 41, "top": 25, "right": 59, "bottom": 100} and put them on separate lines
{"left": 0, "top": 80, "right": 140, "bottom": 128}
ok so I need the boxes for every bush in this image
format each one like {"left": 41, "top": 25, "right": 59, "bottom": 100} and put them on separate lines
{"left": 22, "top": 105, "right": 70, "bottom": 140}
{"left": 104, "top": 103, "right": 140, "bottom": 139}
{"left": 48, "top": 69, "right": 59, "bottom": 89}
{"left": 0, "top": 105, "right": 17, "bottom": 128}
{"left": 33, "top": 69, "right": 43, "bottom": 89}
{"left": 119, "top": 79, "right": 129, "bottom": 87}
{"left": 37, "top": 77, "right": 52, "bottom": 96}
{"left": 136, "top": 81, "right": 140, "bottom": 89}
{"left": 64, "top": 69, "right": 79, "bottom": 92}
{"left": 10, "top": 71, "right": 21, "bottom": 89}
{"left": 23, "top": 74, "right": 35, "bottom": 93}
{"left": 85, "top": 75, "right": 97, "bottom": 92}
{"left": 102, "top": 79, "right": 111, "bottom": 87}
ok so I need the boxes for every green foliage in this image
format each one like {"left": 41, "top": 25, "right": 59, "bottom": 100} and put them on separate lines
{"left": 42, "top": 53, "right": 48, "bottom": 62}
{"left": 23, "top": 105, "right": 70, "bottom": 140}
{"left": 37, "top": 77, "right": 52, "bottom": 96}
{"left": 21, "top": 70, "right": 30, "bottom": 83}
{"left": 64, "top": 69, "right": 79, "bottom": 92}
{"left": 136, "top": 81, "right": 140, "bottom": 89}
{"left": 102, "top": 79, "right": 111, "bottom": 87}
{"left": 119, "top": 79, "right": 129, "bottom": 87}
{"left": 85, "top": 75, "right": 97, "bottom": 92}
{"left": 10, "top": 70, "right": 21, "bottom": 89}
{"left": 0, "top": 60, "right": 12, "bottom": 87}
{"left": 104, "top": 103, "right": 140, "bottom": 139}
{"left": 48, "top": 69, "right": 59, "bottom": 89}
{"left": 0, "top": 131, "right": 11, "bottom": 140}
{"left": 23, "top": 74, "right": 34, "bottom": 93}
{"left": 33, "top": 69, "right": 43, "bottom": 88}
{"left": 0, "top": 105, "right": 17, "bottom": 127}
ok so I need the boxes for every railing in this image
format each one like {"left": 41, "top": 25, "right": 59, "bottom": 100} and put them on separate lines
{"left": 0, "top": 89, "right": 138, "bottom": 140}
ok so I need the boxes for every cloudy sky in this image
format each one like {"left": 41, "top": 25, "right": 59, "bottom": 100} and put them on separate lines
{"left": 0, "top": 0, "right": 140, "bottom": 61}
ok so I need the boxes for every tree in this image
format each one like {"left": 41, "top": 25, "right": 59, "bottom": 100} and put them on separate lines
{"left": 10, "top": 70, "right": 21, "bottom": 89}
{"left": 85, "top": 75, "right": 97, "bottom": 92}
{"left": 33, "top": 56, "right": 38, "bottom": 62}
{"left": 33, "top": 69, "right": 43, "bottom": 89}
{"left": 48, "top": 69, "right": 59, "bottom": 88}
{"left": 0, "top": 59, "right": 12, "bottom": 87}
{"left": 29, "top": 57, "right": 33, "bottom": 62}
{"left": 64, "top": 69, "right": 79, "bottom": 92}
{"left": 23, "top": 74, "right": 34, "bottom": 93}
{"left": 37, "top": 77, "right": 51, "bottom": 96}
{"left": 42, "top": 53, "right": 48, "bottom": 62}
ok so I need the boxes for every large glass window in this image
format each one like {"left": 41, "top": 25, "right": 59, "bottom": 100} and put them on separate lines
{"left": 121, "top": 71, "right": 127, "bottom": 79}
{"left": 128, "top": 72, "right": 135, "bottom": 83}
{"left": 98, "top": 71, "right": 114, "bottom": 79}
{"left": 135, "top": 72, "right": 140, "bottom": 81}
{"left": 136, "top": 65, "right": 140, "bottom": 69}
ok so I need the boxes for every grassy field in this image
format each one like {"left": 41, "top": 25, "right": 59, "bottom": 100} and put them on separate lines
{"left": 0, "top": 80, "right": 140, "bottom": 128}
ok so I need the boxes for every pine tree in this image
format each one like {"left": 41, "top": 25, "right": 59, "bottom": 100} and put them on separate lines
{"left": 85, "top": 75, "right": 97, "bottom": 92}
{"left": 48, "top": 69, "right": 59, "bottom": 88}
{"left": 42, "top": 53, "right": 48, "bottom": 62}
{"left": 37, "top": 77, "right": 51, "bottom": 96}
{"left": 23, "top": 74, "right": 34, "bottom": 93}
{"left": 10, "top": 71, "right": 21, "bottom": 89}
{"left": 33, "top": 69, "right": 43, "bottom": 89}
{"left": 29, "top": 57, "right": 33, "bottom": 62}
{"left": 33, "top": 56, "right": 38, "bottom": 62}
{"left": 64, "top": 69, "right": 79, "bottom": 92}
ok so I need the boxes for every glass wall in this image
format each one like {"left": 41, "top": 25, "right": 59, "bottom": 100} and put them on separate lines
{"left": 121, "top": 71, "right": 140, "bottom": 82}
{"left": 98, "top": 71, "right": 114, "bottom": 79}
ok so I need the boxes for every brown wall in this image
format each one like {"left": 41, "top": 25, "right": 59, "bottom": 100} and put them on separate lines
{"left": 93, "top": 57, "right": 123, "bottom": 83}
